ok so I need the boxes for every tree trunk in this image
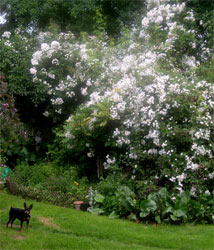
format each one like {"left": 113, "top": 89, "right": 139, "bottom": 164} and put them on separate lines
{"left": 97, "top": 156, "right": 104, "bottom": 178}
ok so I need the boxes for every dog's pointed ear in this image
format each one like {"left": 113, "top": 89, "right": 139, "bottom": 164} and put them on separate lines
{"left": 24, "top": 203, "right": 27, "bottom": 209}
{"left": 29, "top": 204, "right": 33, "bottom": 210}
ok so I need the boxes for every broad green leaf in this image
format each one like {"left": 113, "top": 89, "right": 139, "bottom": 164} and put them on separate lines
{"left": 94, "top": 193, "right": 105, "bottom": 203}
{"left": 119, "top": 186, "right": 134, "bottom": 196}
{"left": 173, "top": 209, "right": 187, "bottom": 218}
{"left": 159, "top": 188, "right": 168, "bottom": 199}
{"left": 155, "top": 215, "right": 161, "bottom": 224}
{"left": 179, "top": 191, "right": 190, "bottom": 205}
{"left": 89, "top": 208, "right": 104, "bottom": 215}
{"left": 109, "top": 211, "right": 119, "bottom": 219}
{"left": 140, "top": 199, "right": 157, "bottom": 211}
{"left": 140, "top": 211, "right": 149, "bottom": 218}
{"left": 170, "top": 215, "right": 178, "bottom": 221}
{"left": 163, "top": 206, "right": 173, "bottom": 215}
{"left": 126, "top": 197, "right": 136, "bottom": 207}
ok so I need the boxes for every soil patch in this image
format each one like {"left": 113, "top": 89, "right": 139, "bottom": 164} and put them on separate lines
{"left": 9, "top": 224, "right": 21, "bottom": 229}
{"left": 14, "top": 235, "right": 25, "bottom": 240}
{"left": 38, "top": 216, "right": 60, "bottom": 229}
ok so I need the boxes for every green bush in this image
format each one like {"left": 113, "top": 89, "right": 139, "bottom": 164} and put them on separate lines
{"left": 0, "top": 80, "right": 29, "bottom": 165}
{"left": 10, "top": 163, "right": 90, "bottom": 204}
{"left": 6, "top": 180, "right": 76, "bottom": 207}
{"left": 46, "top": 169, "right": 89, "bottom": 200}
{"left": 12, "top": 163, "right": 55, "bottom": 187}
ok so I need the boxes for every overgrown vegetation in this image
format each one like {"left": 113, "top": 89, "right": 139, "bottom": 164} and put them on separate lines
{"left": 0, "top": 0, "right": 214, "bottom": 225}
{"left": 8, "top": 163, "right": 89, "bottom": 207}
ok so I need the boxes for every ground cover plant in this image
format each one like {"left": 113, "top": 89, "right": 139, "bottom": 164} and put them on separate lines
{"left": 0, "top": 191, "right": 214, "bottom": 250}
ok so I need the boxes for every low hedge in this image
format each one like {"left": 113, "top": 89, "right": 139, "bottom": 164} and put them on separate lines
{"left": 5, "top": 178, "right": 88, "bottom": 209}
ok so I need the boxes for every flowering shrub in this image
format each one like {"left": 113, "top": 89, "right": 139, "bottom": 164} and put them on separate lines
{"left": 29, "top": 32, "right": 108, "bottom": 118}
{"left": 56, "top": 0, "right": 214, "bottom": 199}
{"left": 27, "top": 1, "right": 213, "bottom": 200}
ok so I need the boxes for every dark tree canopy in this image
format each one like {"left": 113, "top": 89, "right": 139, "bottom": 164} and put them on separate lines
{"left": 0, "top": 0, "right": 145, "bottom": 37}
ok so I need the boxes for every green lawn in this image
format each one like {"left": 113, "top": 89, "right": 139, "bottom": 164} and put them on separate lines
{"left": 0, "top": 191, "right": 213, "bottom": 250}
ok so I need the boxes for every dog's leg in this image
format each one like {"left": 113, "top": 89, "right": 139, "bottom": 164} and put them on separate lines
{"left": 10, "top": 217, "right": 16, "bottom": 227}
{"left": 26, "top": 220, "right": 29, "bottom": 229}
{"left": 6, "top": 217, "right": 12, "bottom": 227}
{"left": 20, "top": 220, "right": 23, "bottom": 232}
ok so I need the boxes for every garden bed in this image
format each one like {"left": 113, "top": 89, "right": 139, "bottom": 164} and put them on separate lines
{"left": 5, "top": 178, "right": 88, "bottom": 210}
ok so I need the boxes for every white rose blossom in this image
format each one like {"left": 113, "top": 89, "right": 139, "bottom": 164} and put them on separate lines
{"left": 2, "top": 31, "right": 11, "bottom": 38}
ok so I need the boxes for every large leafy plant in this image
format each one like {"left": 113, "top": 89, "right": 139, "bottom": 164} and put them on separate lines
{"left": 139, "top": 188, "right": 214, "bottom": 224}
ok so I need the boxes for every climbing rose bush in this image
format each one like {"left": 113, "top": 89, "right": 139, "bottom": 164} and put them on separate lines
{"left": 29, "top": 0, "right": 214, "bottom": 198}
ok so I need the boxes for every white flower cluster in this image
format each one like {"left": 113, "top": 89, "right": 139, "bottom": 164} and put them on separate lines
{"left": 30, "top": 32, "right": 109, "bottom": 114}
{"left": 140, "top": 1, "right": 185, "bottom": 39}
{"left": 103, "top": 155, "right": 116, "bottom": 169}
{"left": 139, "top": 0, "right": 204, "bottom": 73}
{"left": 2, "top": 31, "right": 11, "bottom": 39}
{"left": 79, "top": 1, "right": 214, "bottom": 191}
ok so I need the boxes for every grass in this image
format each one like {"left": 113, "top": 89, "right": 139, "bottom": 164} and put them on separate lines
{"left": 0, "top": 191, "right": 214, "bottom": 250}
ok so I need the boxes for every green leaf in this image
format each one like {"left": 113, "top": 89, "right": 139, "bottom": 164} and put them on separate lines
{"left": 173, "top": 209, "right": 187, "bottom": 218}
{"left": 99, "top": 121, "right": 107, "bottom": 127}
{"left": 126, "top": 197, "right": 136, "bottom": 207}
{"left": 179, "top": 191, "right": 190, "bottom": 205}
{"left": 94, "top": 193, "right": 105, "bottom": 203}
{"left": 119, "top": 186, "right": 134, "bottom": 196}
{"left": 158, "top": 188, "right": 168, "bottom": 200}
{"left": 163, "top": 206, "right": 173, "bottom": 215}
{"left": 21, "top": 147, "right": 28, "bottom": 155}
{"left": 109, "top": 211, "right": 119, "bottom": 219}
{"left": 140, "top": 199, "right": 157, "bottom": 212}
{"left": 170, "top": 215, "right": 178, "bottom": 221}
{"left": 155, "top": 215, "right": 161, "bottom": 224}
{"left": 140, "top": 211, "right": 149, "bottom": 218}
{"left": 89, "top": 208, "right": 104, "bottom": 215}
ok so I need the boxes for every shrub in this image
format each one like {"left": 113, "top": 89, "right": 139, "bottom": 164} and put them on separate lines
{"left": 0, "top": 78, "right": 29, "bottom": 165}
{"left": 6, "top": 180, "right": 76, "bottom": 208}
{"left": 12, "top": 163, "right": 55, "bottom": 188}
{"left": 57, "top": 1, "right": 214, "bottom": 200}
{"left": 10, "top": 163, "right": 90, "bottom": 204}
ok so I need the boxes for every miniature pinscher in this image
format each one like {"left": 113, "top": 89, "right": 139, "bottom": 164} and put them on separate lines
{"left": 7, "top": 203, "right": 33, "bottom": 231}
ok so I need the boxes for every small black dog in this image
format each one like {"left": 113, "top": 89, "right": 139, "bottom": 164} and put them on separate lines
{"left": 7, "top": 203, "right": 33, "bottom": 231}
